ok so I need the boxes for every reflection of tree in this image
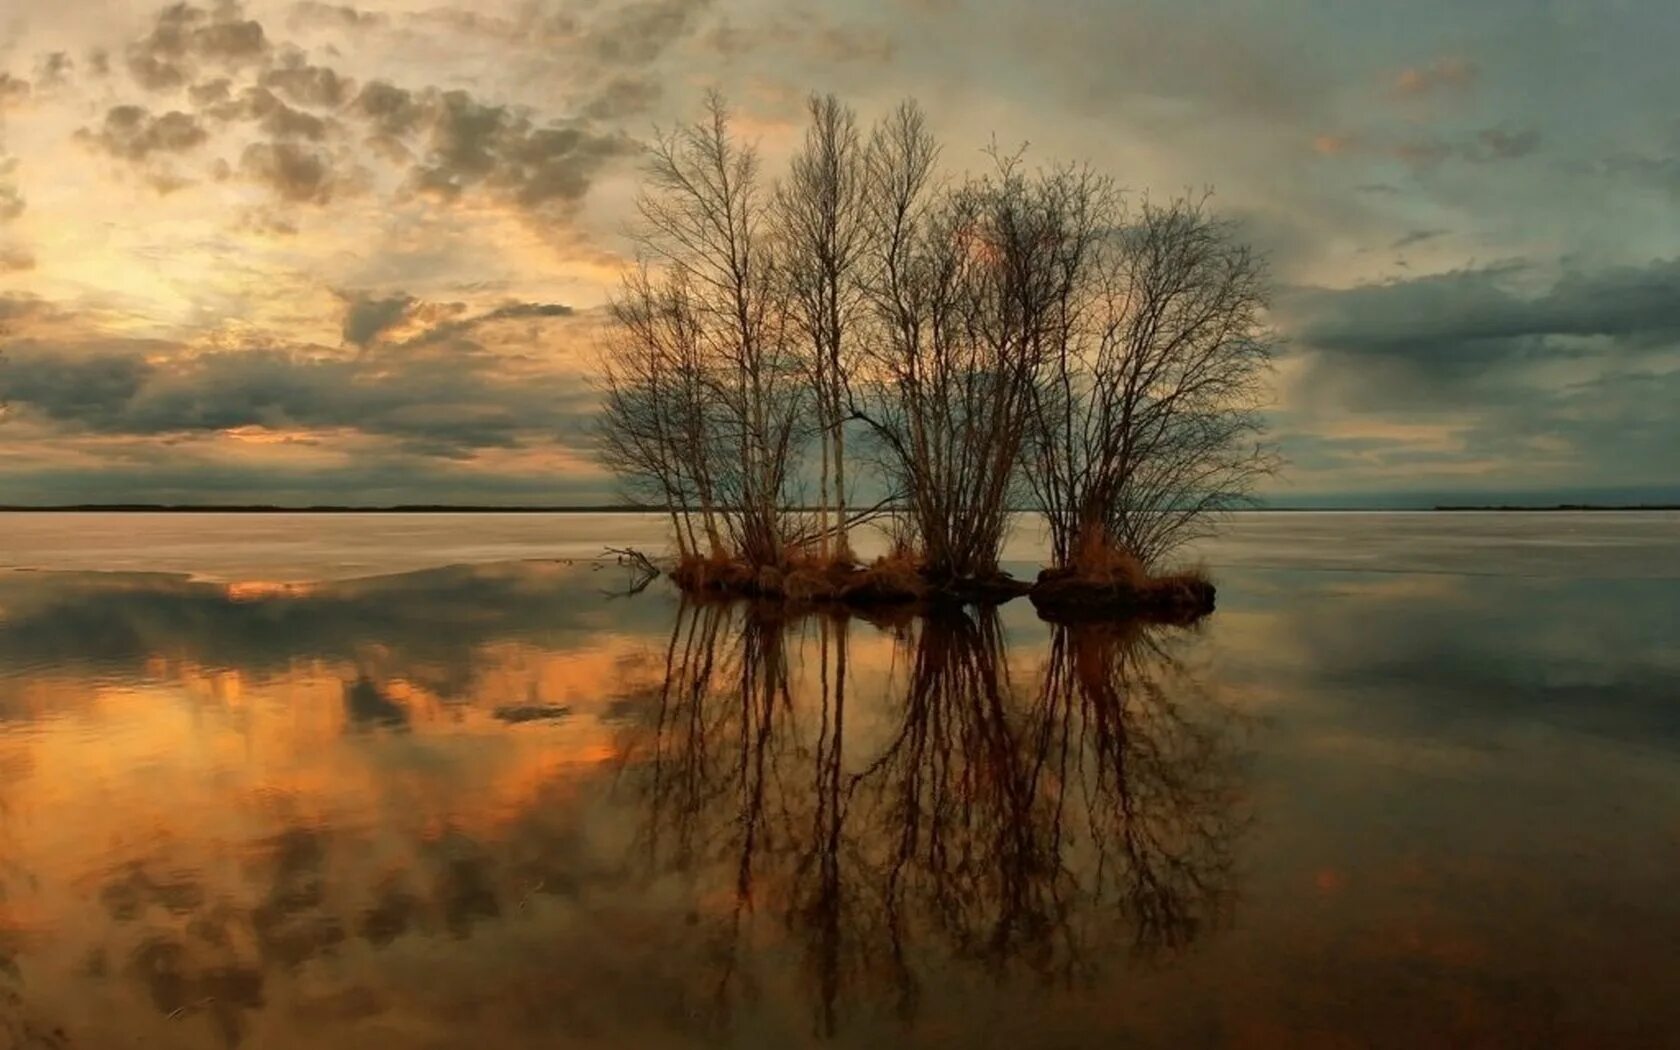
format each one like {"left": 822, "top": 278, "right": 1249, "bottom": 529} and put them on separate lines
{"left": 622, "top": 600, "right": 1245, "bottom": 1038}
{"left": 625, "top": 599, "right": 811, "bottom": 1032}
{"left": 1033, "top": 621, "right": 1242, "bottom": 956}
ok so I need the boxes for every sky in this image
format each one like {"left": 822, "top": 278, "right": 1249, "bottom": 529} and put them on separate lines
{"left": 0, "top": 0, "right": 1675, "bottom": 507}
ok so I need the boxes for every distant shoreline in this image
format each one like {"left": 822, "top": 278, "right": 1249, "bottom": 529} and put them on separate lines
{"left": 1428, "top": 504, "right": 1680, "bottom": 512}
{"left": 0, "top": 504, "right": 1674, "bottom": 514}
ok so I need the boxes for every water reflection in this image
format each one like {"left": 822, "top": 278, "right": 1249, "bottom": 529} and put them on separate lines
{"left": 0, "top": 566, "right": 1247, "bottom": 1045}
{"left": 622, "top": 599, "right": 1243, "bottom": 1037}
{"left": 8, "top": 557, "right": 1674, "bottom": 1045}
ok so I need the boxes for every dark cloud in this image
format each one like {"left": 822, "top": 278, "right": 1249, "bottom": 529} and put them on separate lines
{"left": 1282, "top": 257, "right": 1680, "bottom": 419}
{"left": 401, "top": 89, "right": 631, "bottom": 211}
{"left": 240, "top": 141, "right": 334, "bottom": 203}
{"left": 1470, "top": 127, "right": 1540, "bottom": 162}
{"left": 585, "top": 0, "right": 715, "bottom": 66}
{"left": 581, "top": 76, "right": 662, "bottom": 121}
{"left": 1321, "top": 127, "right": 1542, "bottom": 169}
{"left": 0, "top": 285, "right": 587, "bottom": 463}
{"left": 353, "top": 79, "right": 423, "bottom": 138}
{"left": 1290, "top": 258, "right": 1680, "bottom": 362}
{"left": 72, "top": 9, "right": 630, "bottom": 221}
{"left": 1593, "top": 149, "right": 1680, "bottom": 198}
{"left": 237, "top": 206, "right": 300, "bottom": 237}
{"left": 0, "top": 340, "right": 592, "bottom": 458}
{"left": 80, "top": 105, "right": 210, "bottom": 161}
{"left": 1389, "top": 138, "right": 1453, "bottom": 168}
{"left": 33, "top": 52, "right": 75, "bottom": 88}
{"left": 807, "top": 22, "right": 897, "bottom": 64}
{"left": 340, "top": 290, "right": 415, "bottom": 347}
{"left": 1391, "top": 229, "right": 1446, "bottom": 250}
{"left": 0, "top": 159, "right": 22, "bottom": 223}
{"left": 337, "top": 290, "right": 576, "bottom": 348}
{"left": 210, "top": 86, "right": 332, "bottom": 140}
{"left": 0, "top": 74, "right": 30, "bottom": 109}
{"left": 192, "top": 17, "right": 270, "bottom": 63}
{"left": 0, "top": 347, "right": 152, "bottom": 420}
{"left": 705, "top": 14, "right": 893, "bottom": 66}
{"left": 406, "top": 300, "right": 577, "bottom": 347}
{"left": 0, "top": 292, "right": 49, "bottom": 324}
{"left": 126, "top": 1, "right": 271, "bottom": 91}
{"left": 287, "top": 2, "right": 387, "bottom": 31}
{"left": 188, "top": 77, "right": 233, "bottom": 106}
{"left": 260, "top": 53, "right": 353, "bottom": 108}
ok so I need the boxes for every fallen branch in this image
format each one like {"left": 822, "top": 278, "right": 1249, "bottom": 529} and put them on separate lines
{"left": 600, "top": 546, "right": 664, "bottom": 596}
{"left": 785, "top": 494, "right": 903, "bottom": 549}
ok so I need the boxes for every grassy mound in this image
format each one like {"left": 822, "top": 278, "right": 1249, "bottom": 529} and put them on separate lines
{"left": 1027, "top": 537, "right": 1215, "bottom": 624}
{"left": 669, "top": 549, "right": 1029, "bottom": 608}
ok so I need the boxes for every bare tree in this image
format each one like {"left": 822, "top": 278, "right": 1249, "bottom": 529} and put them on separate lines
{"left": 634, "top": 91, "right": 807, "bottom": 568}
{"left": 598, "top": 91, "right": 1274, "bottom": 591}
{"left": 595, "top": 264, "right": 726, "bottom": 558}
{"left": 1028, "top": 194, "right": 1276, "bottom": 571}
{"left": 778, "top": 94, "right": 870, "bottom": 561}
{"left": 852, "top": 119, "right": 1077, "bottom": 584}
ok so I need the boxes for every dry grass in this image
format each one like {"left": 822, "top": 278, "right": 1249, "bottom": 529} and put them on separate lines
{"left": 1067, "top": 530, "right": 1150, "bottom": 585}
{"left": 671, "top": 545, "right": 930, "bottom": 605}
{"left": 1031, "top": 533, "right": 1217, "bottom": 623}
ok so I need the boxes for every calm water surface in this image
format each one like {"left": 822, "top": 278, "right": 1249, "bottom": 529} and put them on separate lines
{"left": 1, "top": 512, "right": 1677, "bottom": 1048}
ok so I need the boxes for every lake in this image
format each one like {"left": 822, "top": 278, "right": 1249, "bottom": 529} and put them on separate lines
{"left": 1, "top": 512, "right": 1677, "bottom": 1048}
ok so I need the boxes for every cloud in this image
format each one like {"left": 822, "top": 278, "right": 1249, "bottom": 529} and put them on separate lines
{"left": 1314, "top": 126, "right": 1541, "bottom": 168}
{"left": 406, "top": 300, "right": 577, "bottom": 346}
{"left": 1277, "top": 258, "right": 1680, "bottom": 492}
{"left": 402, "top": 89, "right": 632, "bottom": 211}
{"left": 1390, "top": 57, "right": 1477, "bottom": 98}
{"left": 1391, "top": 229, "right": 1446, "bottom": 250}
{"left": 126, "top": 1, "right": 271, "bottom": 91}
{"left": 33, "top": 52, "right": 75, "bottom": 88}
{"left": 187, "top": 77, "right": 232, "bottom": 105}
{"left": 337, "top": 290, "right": 576, "bottom": 348}
{"left": 353, "top": 79, "right": 423, "bottom": 138}
{"left": 0, "top": 338, "right": 594, "bottom": 458}
{"left": 1281, "top": 257, "right": 1680, "bottom": 415}
{"left": 260, "top": 52, "right": 354, "bottom": 108}
{"left": 240, "top": 141, "right": 335, "bottom": 203}
{"left": 0, "top": 292, "right": 48, "bottom": 323}
{"left": 1592, "top": 148, "right": 1680, "bottom": 200}
{"left": 1290, "top": 259, "right": 1680, "bottom": 359}
{"left": 340, "top": 290, "right": 415, "bottom": 346}
{"left": 0, "top": 74, "right": 30, "bottom": 109}
{"left": 1311, "top": 133, "right": 1359, "bottom": 157}
{"left": 79, "top": 104, "right": 210, "bottom": 161}
{"left": 61, "top": 3, "right": 635, "bottom": 225}
{"left": 287, "top": 2, "right": 387, "bottom": 32}
{"left": 586, "top": 0, "right": 715, "bottom": 66}
{"left": 209, "top": 85, "right": 332, "bottom": 140}
{"left": 0, "top": 244, "right": 35, "bottom": 271}
{"left": 0, "top": 161, "right": 22, "bottom": 223}
{"left": 1470, "top": 127, "right": 1540, "bottom": 162}
{"left": 350, "top": 80, "right": 634, "bottom": 211}
{"left": 581, "top": 76, "right": 662, "bottom": 121}
{"left": 705, "top": 14, "right": 895, "bottom": 66}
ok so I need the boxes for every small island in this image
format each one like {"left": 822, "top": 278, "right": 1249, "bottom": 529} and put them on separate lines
{"left": 597, "top": 94, "right": 1272, "bottom": 623}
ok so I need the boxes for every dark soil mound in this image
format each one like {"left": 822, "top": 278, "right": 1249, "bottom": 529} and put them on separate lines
{"left": 1028, "top": 566, "right": 1216, "bottom": 624}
